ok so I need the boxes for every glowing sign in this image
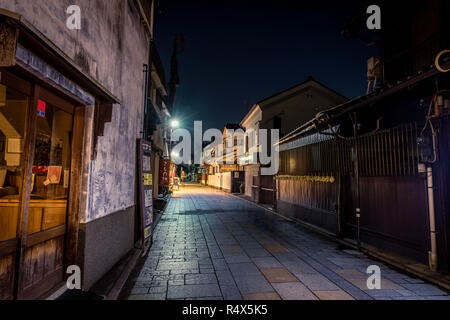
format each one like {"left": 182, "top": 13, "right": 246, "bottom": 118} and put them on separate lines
{"left": 37, "top": 100, "right": 46, "bottom": 117}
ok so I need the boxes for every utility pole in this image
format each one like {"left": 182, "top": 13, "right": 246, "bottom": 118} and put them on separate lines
{"left": 167, "top": 34, "right": 184, "bottom": 159}
{"left": 167, "top": 34, "right": 184, "bottom": 115}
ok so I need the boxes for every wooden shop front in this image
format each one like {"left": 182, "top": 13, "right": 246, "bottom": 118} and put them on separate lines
{"left": 0, "top": 9, "right": 118, "bottom": 300}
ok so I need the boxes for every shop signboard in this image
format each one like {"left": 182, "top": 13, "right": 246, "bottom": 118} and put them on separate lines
{"left": 159, "top": 158, "right": 170, "bottom": 186}
{"left": 138, "top": 139, "right": 153, "bottom": 247}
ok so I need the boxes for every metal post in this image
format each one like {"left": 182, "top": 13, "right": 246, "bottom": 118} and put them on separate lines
{"left": 143, "top": 63, "right": 149, "bottom": 140}
{"left": 427, "top": 165, "right": 438, "bottom": 271}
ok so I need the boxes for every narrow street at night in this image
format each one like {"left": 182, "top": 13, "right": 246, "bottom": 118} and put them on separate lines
{"left": 2, "top": 0, "right": 450, "bottom": 313}
{"left": 120, "top": 184, "right": 449, "bottom": 301}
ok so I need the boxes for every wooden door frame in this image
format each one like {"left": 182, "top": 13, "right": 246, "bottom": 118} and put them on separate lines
{"left": 12, "top": 83, "right": 88, "bottom": 299}
{"left": 65, "top": 105, "right": 88, "bottom": 271}
{"left": 14, "top": 83, "right": 39, "bottom": 300}
{"left": 0, "top": 68, "right": 31, "bottom": 300}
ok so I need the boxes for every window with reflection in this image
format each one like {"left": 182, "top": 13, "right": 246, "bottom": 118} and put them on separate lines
{"left": 30, "top": 102, "right": 73, "bottom": 234}
{"left": 0, "top": 84, "right": 28, "bottom": 241}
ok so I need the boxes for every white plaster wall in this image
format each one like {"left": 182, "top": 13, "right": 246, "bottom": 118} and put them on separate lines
{"left": 245, "top": 165, "right": 259, "bottom": 197}
{"left": 1, "top": 1, "right": 150, "bottom": 221}
{"left": 241, "top": 106, "right": 261, "bottom": 164}
{"left": 221, "top": 172, "right": 232, "bottom": 191}
{"left": 208, "top": 172, "right": 231, "bottom": 191}
{"left": 261, "top": 83, "right": 348, "bottom": 134}
{"left": 208, "top": 173, "right": 221, "bottom": 189}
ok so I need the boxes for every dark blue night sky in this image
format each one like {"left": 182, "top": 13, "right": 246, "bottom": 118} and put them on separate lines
{"left": 154, "top": 1, "right": 378, "bottom": 131}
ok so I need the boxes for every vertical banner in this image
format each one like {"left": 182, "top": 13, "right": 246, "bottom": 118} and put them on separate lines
{"left": 138, "top": 139, "right": 153, "bottom": 248}
{"left": 159, "top": 159, "right": 170, "bottom": 186}
{"left": 169, "top": 162, "right": 176, "bottom": 192}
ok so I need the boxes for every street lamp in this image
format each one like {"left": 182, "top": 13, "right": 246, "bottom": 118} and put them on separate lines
{"left": 169, "top": 119, "right": 180, "bottom": 160}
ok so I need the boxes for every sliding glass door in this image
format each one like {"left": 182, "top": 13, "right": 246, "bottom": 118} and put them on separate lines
{"left": 0, "top": 81, "right": 29, "bottom": 300}
{"left": 0, "top": 71, "right": 75, "bottom": 300}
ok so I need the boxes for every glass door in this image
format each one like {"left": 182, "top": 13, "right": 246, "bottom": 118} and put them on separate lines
{"left": 0, "top": 81, "right": 29, "bottom": 300}
{"left": 19, "top": 89, "right": 74, "bottom": 300}
{"left": 0, "top": 69, "right": 77, "bottom": 300}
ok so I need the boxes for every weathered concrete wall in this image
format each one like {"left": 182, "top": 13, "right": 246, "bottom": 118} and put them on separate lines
{"left": 1, "top": 0, "right": 149, "bottom": 221}
{"left": 78, "top": 206, "right": 135, "bottom": 290}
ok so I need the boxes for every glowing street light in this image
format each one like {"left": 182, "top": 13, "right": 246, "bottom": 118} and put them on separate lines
{"left": 169, "top": 119, "right": 180, "bottom": 161}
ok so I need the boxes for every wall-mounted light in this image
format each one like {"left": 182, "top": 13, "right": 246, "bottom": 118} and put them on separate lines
{"left": 170, "top": 119, "right": 180, "bottom": 128}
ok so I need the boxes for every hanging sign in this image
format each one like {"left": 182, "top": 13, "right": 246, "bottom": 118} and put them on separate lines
{"left": 137, "top": 139, "right": 153, "bottom": 248}
{"left": 37, "top": 100, "right": 46, "bottom": 117}
{"left": 159, "top": 159, "right": 170, "bottom": 186}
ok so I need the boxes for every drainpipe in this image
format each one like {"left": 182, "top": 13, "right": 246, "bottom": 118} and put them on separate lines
{"left": 352, "top": 113, "right": 361, "bottom": 250}
{"left": 426, "top": 165, "right": 438, "bottom": 272}
{"left": 143, "top": 63, "right": 149, "bottom": 140}
{"left": 419, "top": 90, "right": 439, "bottom": 272}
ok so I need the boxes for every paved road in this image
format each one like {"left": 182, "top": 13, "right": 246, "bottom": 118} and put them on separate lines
{"left": 120, "top": 184, "right": 449, "bottom": 300}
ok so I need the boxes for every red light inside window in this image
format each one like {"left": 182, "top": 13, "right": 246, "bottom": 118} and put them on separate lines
{"left": 37, "top": 100, "right": 46, "bottom": 117}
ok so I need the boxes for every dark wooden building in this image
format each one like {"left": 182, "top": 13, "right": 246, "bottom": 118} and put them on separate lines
{"left": 276, "top": 0, "right": 450, "bottom": 273}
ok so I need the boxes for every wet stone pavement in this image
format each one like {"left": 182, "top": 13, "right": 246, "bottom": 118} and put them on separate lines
{"left": 120, "top": 184, "right": 450, "bottom": 300}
